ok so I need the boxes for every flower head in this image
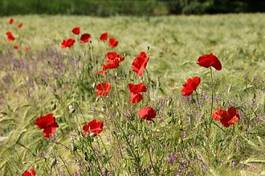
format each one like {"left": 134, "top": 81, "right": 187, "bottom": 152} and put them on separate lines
{"left": 35, "top": 113, "right": 58, "bottom": 139}
{"left": 72, "top": 26, "right": 80, "bottom": 35}
{"left": 128, "top": 83, "right": 147, "bottom": 94}
{"left": 100, "top": 32, "right": 108, "bottom": 42}
{"left": 128, "top": 83, "right": 147, "bottom": 104}
{"left": 108, "top": 37, "right": 118, "bottom": 48}
{"left": 61, "top": 38, "right": 75, "bottom": 48}
{"left": 197, "top": 53, "right": 222, "bottom": 70}
{"left": 102, "top": 61, "right": 120, "bottom": 71}
{"left": 17, "top": 23, "right": 23, "bottom": 29}
{"left": 212, "top": 107, "right": 240, "bottom": 127}
{"left": 14, "top": 44, "right": 19, "bottom": 50}
{"left": 6, "top": 31, "right": 15, "bottom": 42}
{"left": 138, "top": 107, "right": 156, "bottom": 121}
{"left": 8, "top": 18, "right": 14, "bottom": 24}
{"left": 96, "top": 82, "right": 111, "bottom": 96}
{"left": 106, "top": 51, "right": 124, "bottom": 63}
{"left": 131, "top": 51, "right": 149, "bottom": 77}
{"left": 97, "top": 51, "right": 124, "bottom": 74}
{"left": 181, "top": 76, "right": 201, "bottom": 96}
{"left": 82, "top": 119, "right": 103, "bottom": 136}
{"left": 80, "top": 33, "right": 91, "bottom": 44}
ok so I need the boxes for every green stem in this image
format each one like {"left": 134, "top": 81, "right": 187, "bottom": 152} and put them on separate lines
{"left": 207, "top": 68, "right": 215, "bottom": 139}
{"left": 210, "top": 68, "right": 214, "bottom": 121}
{"left": 57, "top": 154, "right": 71, "bottom": 176}
{"left": 210, "top": 68, "right": 214, "bottom": 123}
{"left": 195, "top": 90, "right": 200, "bottom": 108}
{"left": 118, "top": 123, "right": 143, "bottom": 175}
{"left": 89, "top": 42, "right": 94, "bottom": 63}
{"left": 143, "top": 136, "right": 158, "bottom": 175}
{"left": 89, "top": 142, "right": 104, "bottom": 175}
{"left": 16, "top": 142, "right": 37, "bottom": 157}
{"left": 82, "top": 137, "right": 103, "bottom": 175}
{"left": 212, "top": 121, "right": 225, "bottom": 132}
{"left": 53, "top": 140, "right": 84, "bottom": 164}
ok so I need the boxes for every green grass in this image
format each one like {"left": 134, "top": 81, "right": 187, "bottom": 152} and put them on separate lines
{"left": 0, "top": 14, "right": 265, "bottom": 175}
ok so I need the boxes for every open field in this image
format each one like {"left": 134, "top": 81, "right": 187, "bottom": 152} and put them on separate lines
{"left": 0, "top": 14, "right": 265, "bottom": 175}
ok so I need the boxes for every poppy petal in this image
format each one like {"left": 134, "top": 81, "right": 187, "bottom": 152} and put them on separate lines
{"left": 138, "top": 107, "right": 156, "bottom": 121}
{"left": 96, "top": 82, "right": 111, "bottom": 96}
{"left": 100, "top": 32, "right": 108, "bottom": 41}
{"left": 181, "top": 76, "right": 201, "bottom": 96}
{"left": 131, "top": 51, "right": 149, "bottom": 77}
{"left": 82, "top": 119, "right": 104, "bottom": 136}
{"left": 197, "top": 53, "right": 222, "bottom": 70}
{"left": 108, "top": 37, "right": 118, "bottom": 48}
{"left": 130, "top": 93, "right": 143, "bottom": 104}
{"left": 72, "top": 26, "right": 80, "bottom": 35}
{"left": 80, "top": 33, "right": 91, "bottom": 43}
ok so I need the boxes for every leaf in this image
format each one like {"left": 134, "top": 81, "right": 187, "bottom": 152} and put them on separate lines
{"left": 243, "top": 158, "right": 265, "bottom": 164}
{"left": 0, "top": 136, "right": 8, "bottom": 143}
{"left": 6, "top": 129, "right": 27, "bottom": 147}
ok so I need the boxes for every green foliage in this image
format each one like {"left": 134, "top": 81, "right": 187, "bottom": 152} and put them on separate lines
{"left": 0, "top": 0, "right": 264, "bottom": 16}
{"left": 0, "top": 0, "right": 166, "bottom": 16}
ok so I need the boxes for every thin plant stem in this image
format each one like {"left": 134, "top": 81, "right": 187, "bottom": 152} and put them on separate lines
{"left": 57, "top": 154, "right": 71, "bottom": 176}
{"left": 143, "top": 135, "right": 158, "bottom": 175}
{"left": 89, "top": 144, "right": 104, "bottom": 175}
{"left": 195, "top": 90, "right": 200, "bottom": 108}
{"left": 212, "top": 121, "right": 225, "bottom": 132}
{"left": 81, "top": 137, "right": 103, "bottom": 175}
{"left": 117, "top": 122, "right": 143, "bottom": 175}
{"left": 207, "top": 68, "right": 215, "bottom": 138}
{"left": 52, "top": 140, "right": 84, "bottom": 164}
{"left": 16, "top": 142, "right": 37, "bottom": 157}
{"left": 210, "top": 68, "right": 214, "bottom": 122}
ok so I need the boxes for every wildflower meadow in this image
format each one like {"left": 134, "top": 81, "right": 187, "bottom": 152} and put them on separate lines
{"left": 0, "top": 14, "right": 265, "bottom": 175}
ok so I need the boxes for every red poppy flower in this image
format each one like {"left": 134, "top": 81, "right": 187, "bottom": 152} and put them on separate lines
{"left": 128, "top": 83, "right": 147, "bottom": 94}
{"left": 6, "top": 31, "right": 15, "bottom": 42}
{"left": 100, "top": 32, "right": 108, "bottom": 42}
{"left": 212, "top": 108, "right": 226, "bottom": 121}
{"left": 102, "top": 60, "right": 120, "bottom": 70}
{"left": 22, "top": 168, "right": 36, "bottom": 176}
{"left": 130, "top": 93, "right": 143, "bottom": 104}
{"left": 181, "top": 76, "right": 201, "bottom": 96}
{"left": 96, "top": 82, "right": 111, "bottom": 96}
{"left": 17, "top": 23, "right": 23, "bottom": 29}
{"left": 8, "top": 18, "right": 14, "bottom": 24}
{"left": 131, "top": 51, "right": 149, "bottom": 77}
{"left": 197, "top": 53, "right": 222, "bottom": 71}
{"left": 212, "top": 107, "right": 240, "bottom": 127}
{"left": 82, "top": 119, "right": 103, "bottom": 136}
{"left": 14, "top": 44, "right": 19, "bottom": 50}
{"left": 80, "top": 33, "right": 91, "bottom": 44}
{"left": 61, "top": 38, "right": 75, "bottom": 48}
{"left": 35, "top": 113, "right": 59, "bottom": 139}
{"left": 108, "top": 37, "right": 118, "bottom": 48}
{"left": 72, "top": 26, "right": 80, "bottom": 35}
{"left": 106, "top": 51, "right": 124, "bottom": 63}
{"left": 97, "top": 51, "right": 124, "bottom": 74}
{"left": 138, "top": 107, "right": 156, "bottom": 121}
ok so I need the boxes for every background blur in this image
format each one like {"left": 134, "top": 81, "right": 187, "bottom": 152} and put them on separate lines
{"left": 0, "top": 0, "right": 264, "bottom": 16}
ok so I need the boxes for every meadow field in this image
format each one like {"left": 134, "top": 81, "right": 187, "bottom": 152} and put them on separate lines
{"left": 0, "top": 14, "right": 265, "bottom": 175}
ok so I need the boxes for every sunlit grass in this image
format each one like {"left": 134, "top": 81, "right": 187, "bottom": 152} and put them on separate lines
{"left": 0, "top": 14, "right": 265, "bottom": 175}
